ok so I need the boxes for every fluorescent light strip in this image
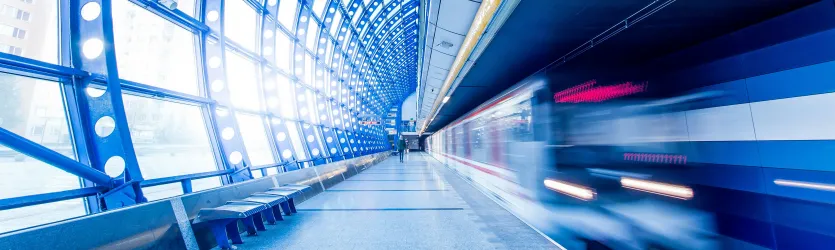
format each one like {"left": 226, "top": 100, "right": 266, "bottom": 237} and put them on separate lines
{"left": 543, "top": 179, "right": 595, "bottom": 201}
{"left": 774, "top": 179, "right": 835, "bottom": 192}
{"left": 621, "top": 177, "right": 693, "bottom": 200}
{"left": 421, "top": 0, "right": 502, "bottom": 133}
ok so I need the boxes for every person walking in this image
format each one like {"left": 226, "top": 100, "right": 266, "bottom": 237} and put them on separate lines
{"left": 397, "top": 138, "right": 407, "bottom": 163}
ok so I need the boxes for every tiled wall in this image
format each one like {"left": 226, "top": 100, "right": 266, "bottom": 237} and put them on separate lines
{"left": 633, "top": 2, "right": 835, "bottom": 248}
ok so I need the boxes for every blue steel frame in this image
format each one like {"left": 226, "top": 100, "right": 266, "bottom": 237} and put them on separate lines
{"left": 0, "top": 0, "right": 418, "bottom": 231}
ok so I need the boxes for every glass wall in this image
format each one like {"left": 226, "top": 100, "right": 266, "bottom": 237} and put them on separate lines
{"left": 0, "top": 0, "right": 417, "bottom": 234}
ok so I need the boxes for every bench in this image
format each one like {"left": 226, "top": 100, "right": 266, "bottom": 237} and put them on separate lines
{"left": 255, "top": 188, "right": 302, "bottom": 214}
{"left": 193, "top": 202, "right": 267, "bottom": 249}
{"left": 193, "top": 184, "right": 311, "bottom": 249}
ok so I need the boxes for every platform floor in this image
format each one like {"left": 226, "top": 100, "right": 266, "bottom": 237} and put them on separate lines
{"left": 230, "top": 153, "right": 559, "bottom": 249}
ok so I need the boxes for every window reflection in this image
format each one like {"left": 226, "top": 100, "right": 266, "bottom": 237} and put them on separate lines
{"left": 278, "top": 0, "right": 298, "bottom": 29}
{"left": 0, "top": 75, "right": 81, "bottom": 233}
{"left": 304, "top": 54, "right": 315, "bottom": 86}
{"left": 225, "top": 50, "right": 261, "bottom": 111}
{"left": 275, "top": 75, "right": 297, "bottom": 119}
{"left": 285, "top": 122, "right": 308, "bottom": 160}
{"left": 235, "top": 113, "right": 275, "bottom": 166}
{"left": 302, "top": 89, "right": 319, "bottom": 124}
{"left": 224, "top": 0, "right": 257, "bottom": 52}
{"left": 0, "top": 199, "right": 85, "bottom": 234}
{"left": 312, "top": 126, "right": 327, "bottom": 158}
{"left": 275, "top": 31, "right": 292, "bottom": 72}
{"left": 0, "top": 0, "right": 57, "bottom": 63}
{"left": 312, "top": 0, "right": 327, "bottom": 18}
{"left": 351, "top": 6, "right": 363, "bottom": 25}
{"left": 305, "top": 16, "right": 318, "bottom": 50}
{"left": 113, "top": 0, "right": 199, "bottom": 95}
{"left": 330, "top": 12, "right": 342, "bottom": 37}
{"left": 176, "top": 0, "right": 197, "bottom": 16}
{"left": 122, "top": 94, "right": 221, "bottom": 200}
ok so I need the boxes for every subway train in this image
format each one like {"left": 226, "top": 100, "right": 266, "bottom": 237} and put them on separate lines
{"left": 427, "top": 74, "right": 829, "bottom": 249}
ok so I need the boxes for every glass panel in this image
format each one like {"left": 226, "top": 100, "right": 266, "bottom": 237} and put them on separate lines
{"left": 225, "top": 51, "right": 261, "bottom": 111}
{"left": 312, "top": 126, "right": 327, "bottom": 157}
{"left": 303, "top": 89, "right": 318, "bottom": 124}
{"left": 192, "top": 178, "right": 221, "bottom": 192}
{"left": 351, "top": 6, "right": 363, "bottom": 25}
{"left": 0, "top": 199, "right": 86, "bottom": 234}
{"left": 277, "top": 0, "right": 298, "bottom": 29}
{"left": 325, "top": 41, "right": 334, "bottom": 66}
{"left": 143, "top": 183, "right": 183, "bottom": 201}
{"left": 0, "top": 0, "right": 57, "bottom": 63}
{"left": 275, "top": 31, "right": 292, "bottom": 72}
{"left": 285, "top": 122, "right": 308, "bottom": 159}
{"left": 123, "top": 95, "right": 221, "bottom": 199}
{"left": 368, "top": 4, "right": 382, "bottom": 23}
{"left": 305, "top": 17, "right": 318, "bottom": 50}
{"left": 275, "top": 75, "right": 297, "bottom": 119}
{"left": 312, "top": 0, "right": 326, "bottom": 17}
{"left": 266, "top": 167, "right": 279, "bottom": 175}
{"left": 225, "top": 0, "right": 258, "bottom": 52}
{"left": 113, "top": 0, "right": 199, "bottom": 95}
{"left": 177, "top": 0, "right": 197, "bottom": 16}
{"left": 320, "top": 67, "right": 329, "bottom": 91}
{"left": 332, "top": 104, "right": 343, "bottom": 128}
{"left": 235, "top": 113, "right": 275, "bottom": 165}
{"left": 251, "top": 170, "right": 263, "bottom": 178}
{"left": 330, "top": 11, "right": 341, "bottom": 37}
{"left": 304, "top": 55, "right": 315, "bottom": 86}
{"left": 0, "top": 75, "right": 80, "bottom": 233}
{"left": 0, "top": 75, "right": 73, "bottom": 159}
{"left": 317, "top": 96, "right": 329, "bottom": 123}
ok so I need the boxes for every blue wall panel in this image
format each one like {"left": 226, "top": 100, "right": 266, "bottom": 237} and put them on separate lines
{"left": 621, "top": 2, "right": 835, "bottom": 248}
{"left": 746, "top": 59, "right": 835, "bottom": 102}
{"left": 757, "top": 140, "right": 835, "bottom": 172}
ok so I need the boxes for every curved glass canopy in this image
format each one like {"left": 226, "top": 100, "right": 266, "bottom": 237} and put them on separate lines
{"left": 0, "top": 0, "right": 417, "bottom": 233}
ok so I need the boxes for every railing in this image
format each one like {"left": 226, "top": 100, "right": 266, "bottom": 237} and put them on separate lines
{"left": 140, "top": 169, "right": 235, "bottom": 194}
{"left": 0, "top": 186, "right": 108, "bottom": 210}
{"left": 0, "top": 134, "right": 390, "bottom": 214}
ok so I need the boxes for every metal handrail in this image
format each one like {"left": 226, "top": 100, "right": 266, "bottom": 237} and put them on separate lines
{"left": 0, "top": 186, "right": 107, "bottom": 210}
{"left": 140, "top": 169, "right": 235, "bottom": 187}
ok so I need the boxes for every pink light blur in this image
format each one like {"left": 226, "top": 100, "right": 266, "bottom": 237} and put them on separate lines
{"left": 623, "top": 153, "right": 687, "bottom": 165}
{"left": 554, "top": 80, "right": 646, "bottom": 103}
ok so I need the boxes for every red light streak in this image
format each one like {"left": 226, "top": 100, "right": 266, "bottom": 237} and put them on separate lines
{"left": 554, "top": 80, "right": 647, "bottom": 103}
{"left": 624, "top": 153, "right": 687, "bottom": 164}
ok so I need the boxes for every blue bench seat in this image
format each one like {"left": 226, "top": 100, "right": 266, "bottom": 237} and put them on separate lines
{"left": 193, "top": 202, "right": 267, "bottom": 249}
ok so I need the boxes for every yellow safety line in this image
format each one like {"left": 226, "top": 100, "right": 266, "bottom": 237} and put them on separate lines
{"left": 421, "top": 0, "right": 502, "bottom": 133}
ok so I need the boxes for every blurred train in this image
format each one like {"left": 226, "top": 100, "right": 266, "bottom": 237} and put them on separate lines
{"left": 428, "top": 77, "right": 741, "bottom": 250}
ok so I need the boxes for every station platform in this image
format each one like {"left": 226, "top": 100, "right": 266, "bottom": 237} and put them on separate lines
{"left": 226, "top": 153, "right": 559, "bottom": 249}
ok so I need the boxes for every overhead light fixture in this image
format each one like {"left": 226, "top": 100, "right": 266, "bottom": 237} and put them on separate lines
{"left": 774, "top": 179, "right": 835, "bottom": 192}
{"left": 442, "top": 96, "right": 450, "bottom": 103}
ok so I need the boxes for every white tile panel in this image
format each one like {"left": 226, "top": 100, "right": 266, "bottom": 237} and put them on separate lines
{"left": 750, "top": 92, "right": 835, "bottom": 140}
{"left": 608, "top": 111, "right": 690, "bottom": 144}
{"left": 428, "top": 0, "right": 441, "bottom": 24}
{"left": 685, "top": 104, "right": 757, "bottom": 141}
{"left": 432, "top": 28, "right": 465, "bottom": 56}
{"left": 426, "top": 23, "right": 437, "bottom": 41}
{"left": 437, "top": 0, "right": 480, "bottom": 34}
{"left": 429, "top": 51, "right": 454, "bottom": 69}
{"left": 428, "top": 67, "right": 448, "bottom": 80}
